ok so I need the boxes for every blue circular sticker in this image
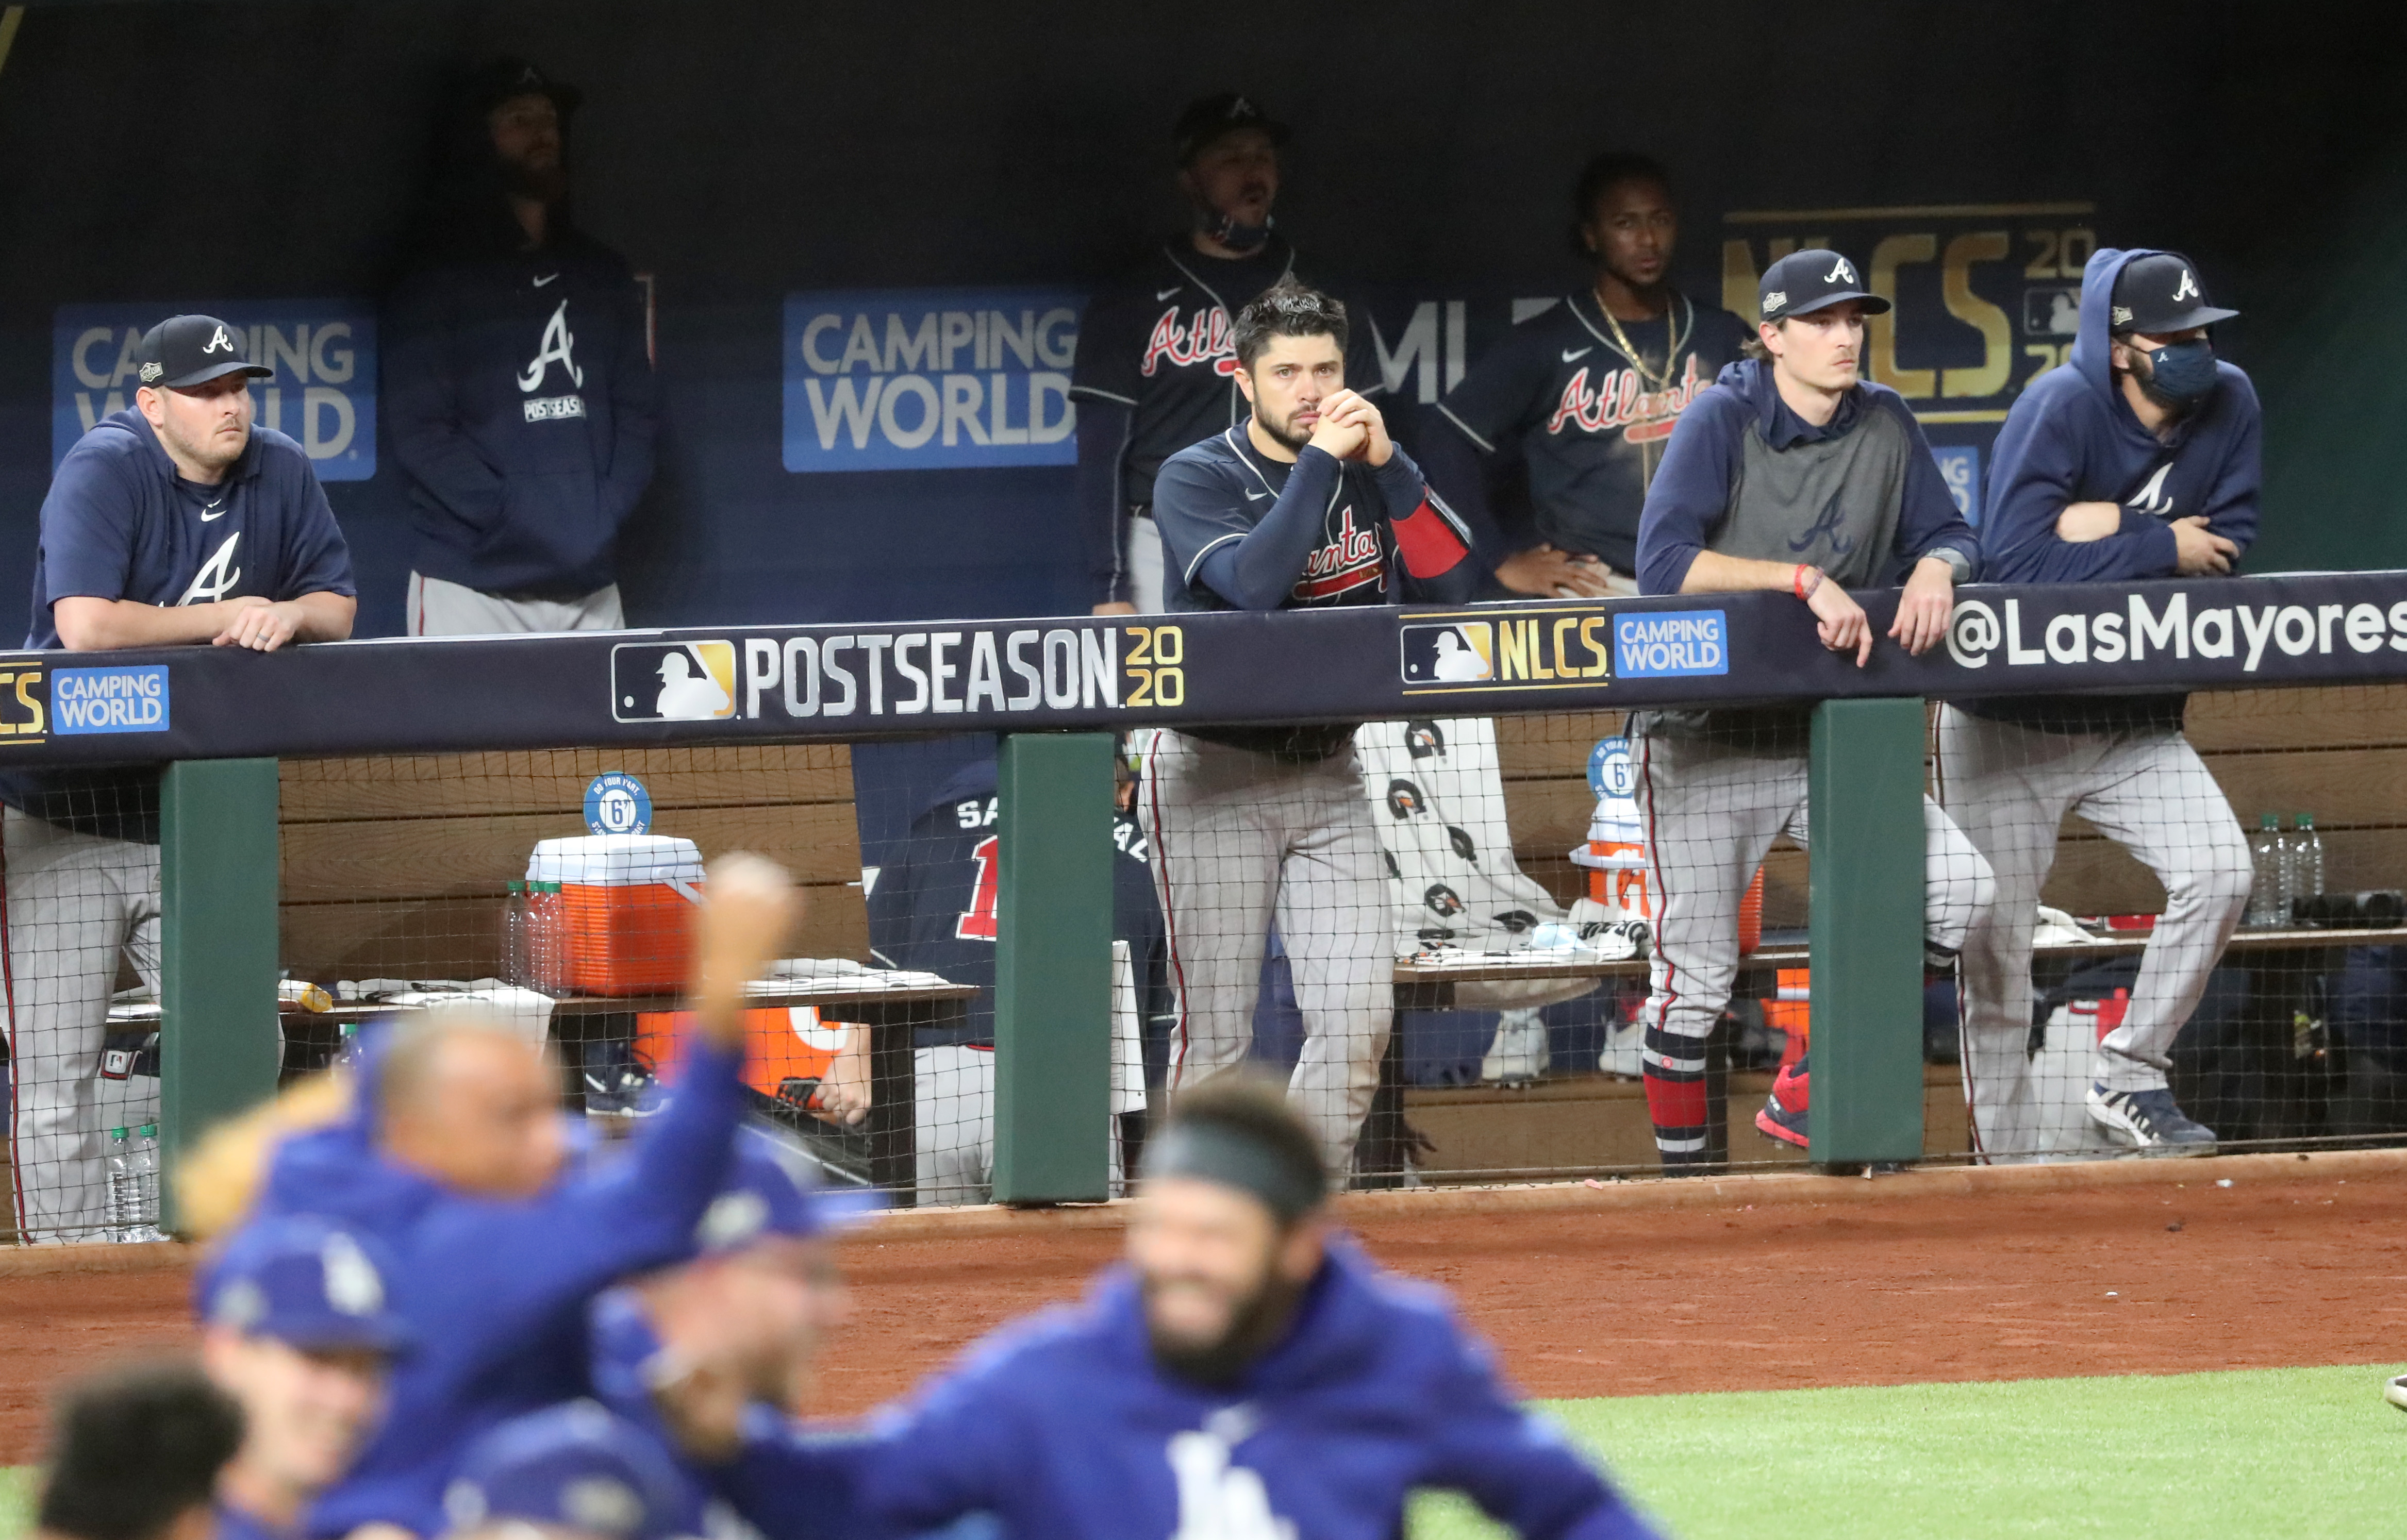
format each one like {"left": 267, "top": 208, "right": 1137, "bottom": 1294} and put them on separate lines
{"left": 1587, "top": 736, "right": 1636, "bottom": 801}
{"left": 585, "top": 772, "right": 652, "bottom": 835}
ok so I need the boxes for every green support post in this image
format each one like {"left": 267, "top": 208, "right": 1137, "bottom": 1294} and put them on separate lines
{"left": 1807, "top": 699, "right": 1927, "bottom": 1169}
{"left": 160, "top": 758, "right": 281, "bottom": 1233}
{"left": 991, "top": 732, "right": 1116, "bottom": 1203}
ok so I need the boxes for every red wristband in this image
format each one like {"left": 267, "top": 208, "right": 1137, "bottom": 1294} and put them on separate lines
{"left": 1792, "top": 564, "right": 1822, "bottom": 601}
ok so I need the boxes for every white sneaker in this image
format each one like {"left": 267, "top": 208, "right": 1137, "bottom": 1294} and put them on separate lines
{"left": 2386, "top": 1374, "right": 2407, "bottom": 1412}
{"left": 1481, "top": 1008, "right": 1550, "bottom": 1083}
{"left": 1598, "top": 1020, "right": 1644, "bottom": 1078}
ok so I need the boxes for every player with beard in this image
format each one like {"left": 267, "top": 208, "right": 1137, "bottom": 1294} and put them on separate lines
{"left": 1072, "top": 94, "right": 1387, "bottom": 615}
{"left": 1141, "top": 281, "right": 1476, "bottom": 1177}
{"left": 715, "top": 1076, "right": 1659, "bottom": 1540}
{"left": 1423, "top": 154, "right": 1749, "bottom": 598}
{"left": 385, "top": 57, "right": 659, "bottom": 635}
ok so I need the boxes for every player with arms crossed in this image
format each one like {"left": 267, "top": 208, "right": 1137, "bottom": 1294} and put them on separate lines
{"left": 0, "top": 314, "right": 355, "bottom": 1242}
{"left": 1633, "top": 251, "right": 1994, "bottom": 1166}
{"left": 1072, "top": 94, "right": 1384, "bottom": 615}
{"left": 720, "top": 1077, "right": 1661, "bottom": 1540}
{"left": 1140, "top": 280, "right": 1477, "bottom": 1176}
{"left": 1424, "top": 153, "right": 1750, "bottom": 598}
{"left": 1938, "top": 249, "right": 2256, "bottom": 1156}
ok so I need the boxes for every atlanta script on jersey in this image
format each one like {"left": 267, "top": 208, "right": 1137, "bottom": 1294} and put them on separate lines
{"left": 1437, "top": 290, "right": 1748, "bottom": 573}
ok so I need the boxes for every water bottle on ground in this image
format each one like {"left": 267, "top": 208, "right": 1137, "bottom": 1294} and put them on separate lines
{"left": 128, "top": 1125, "right": 163, "bottom": 1241}
{"left": 105, "top": 1127, "right": 163, "bottom": 1242}
{"left": 104, "top": 1127, "right": 137, "bottom": 1241}
{"left": 2286, "top": 813, "right": 2325, "bottom": 922}
{"left": 2246, "top": 813, "right": 2285, "bottom": 929}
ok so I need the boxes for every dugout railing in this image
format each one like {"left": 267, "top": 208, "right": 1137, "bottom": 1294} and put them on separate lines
{"left": 6, "top": 570, "right": 2405, "bottom": 1227}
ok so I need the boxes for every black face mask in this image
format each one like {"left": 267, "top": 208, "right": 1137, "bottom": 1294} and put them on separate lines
{"left": 1201, "top": 207, "right": 1274, "bottom": 254}
{"left": 2135, "top": 338, "right": 2218, "bottom": 410}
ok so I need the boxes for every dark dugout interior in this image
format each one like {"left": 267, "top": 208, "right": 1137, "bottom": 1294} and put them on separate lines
{"left": 0, "top": 0, "right": 2400, "bottom": 638}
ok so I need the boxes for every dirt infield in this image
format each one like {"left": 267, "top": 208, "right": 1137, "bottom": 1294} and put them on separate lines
{"left": 3, "top": 1156, "right": 2402, "bottom": 1464}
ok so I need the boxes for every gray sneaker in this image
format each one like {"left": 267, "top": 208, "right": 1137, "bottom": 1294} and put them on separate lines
{"left": 2085, "top": 1084, "right": 2216, "bottom": 1155}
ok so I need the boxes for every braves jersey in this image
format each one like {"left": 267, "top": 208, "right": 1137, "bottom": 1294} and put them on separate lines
{"left": 1071, "top": 236, "right": 1386, "bottom": 511}
{"left": 1, "top": 409, "right": 356, "bottom": 840}
{"left": 1436, "top": 290, "right": 1748, "bottom": 574}
{"left": 866, "top": 759, "right": 1170, "bottom": 1050}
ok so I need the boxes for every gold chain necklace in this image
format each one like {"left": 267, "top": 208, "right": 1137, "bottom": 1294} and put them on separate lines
{"left": 1588, "top": 283, "right": 1691, "bottom": 391}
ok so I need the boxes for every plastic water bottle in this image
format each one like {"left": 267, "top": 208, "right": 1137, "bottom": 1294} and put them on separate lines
{"left": 129, "top": 1125, "right": 162, "bottom": 1240}
{"left": 334, "top": 1019, "right": 364, "bottom": 1070}
{"left": 501, "top": 880, "right": 529, "bottom": 986}
{"left": 2285, "top": 813, "right": 2325, "bottom": 921}
{"left": 530, "top": 881, "right": 568, "bottom": 994}
{"left": 2246, "top": 813, "right": 2286, "bottom": 929}
{"left": 106, "top": 1127, "right": 163, "bottom": 1242}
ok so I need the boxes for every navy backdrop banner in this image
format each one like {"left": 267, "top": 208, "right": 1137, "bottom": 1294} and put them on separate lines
{"left": 3, "top": 572, "right": 2403, "bottom": 766}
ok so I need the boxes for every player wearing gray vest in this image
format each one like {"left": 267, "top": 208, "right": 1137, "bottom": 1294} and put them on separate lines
{"left": 1631, "top": 250, "right": 1992, "bottom": 1170}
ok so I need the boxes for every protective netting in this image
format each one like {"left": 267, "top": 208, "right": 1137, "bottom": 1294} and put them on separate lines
{"left": 6, "top": 683, "right": 2401, "bottom": 1236}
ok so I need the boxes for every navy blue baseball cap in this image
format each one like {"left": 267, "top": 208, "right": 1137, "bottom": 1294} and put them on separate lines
{"left": 443, "top": 1402, "right": 689, "bottom": 1540}
{"left": 1757, "top": 249, "right": 1891, "bottom": 324}
{"left": 136, "top": 315, "right": 273, "bottom": 392}
{"left": 1174, "top": 92, "right": 1287, "bottom": 163}
{"left": 196, "top": 1216, "right": 410, "bottom": 1354}
{"left": 2110, "top": 252, "right": 2238, "bottom": 334}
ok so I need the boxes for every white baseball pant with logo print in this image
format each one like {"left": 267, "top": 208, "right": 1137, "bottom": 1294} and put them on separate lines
{"left": 1632, "top": 728, "right": 1996, "bottom": 1162}
{"left": 1934, "top": 706, "right": 2251, "bottom": 1158}
{"left": 3, "top": 809, "right": 160, "bottom": 1243}
{"left": 1137, "top": 728, "right": 1391, "bottom": 1176}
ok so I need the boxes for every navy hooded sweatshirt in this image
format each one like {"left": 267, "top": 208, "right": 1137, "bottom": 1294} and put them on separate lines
{"left": 717, "top": 1237, "right": 1662, "bottom": 1540}
{"left": 384, "top": 231, "right": 658, "bottom": 600}
{"left": 1957, "top": 246, "right": 2260, "bottom": 731}
{"left": 252, "top": 1025, "right": 746, "bottom": 1538}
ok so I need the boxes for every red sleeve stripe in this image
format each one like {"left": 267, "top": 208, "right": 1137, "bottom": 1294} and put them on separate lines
{"left": 1391, "top": 493, "right": 1471, "bottom": 579}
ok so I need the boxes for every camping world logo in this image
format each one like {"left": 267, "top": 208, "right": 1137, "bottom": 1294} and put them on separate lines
{"left": 610, "top": 642, "right": 740, "bottom": 723}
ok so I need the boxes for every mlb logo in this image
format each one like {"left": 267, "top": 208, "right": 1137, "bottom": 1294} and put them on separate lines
{"left": 1399, "top": 622, "right": 1495, "bottom": 686}
{"left": 611, "top": 642, "right": 740, "bottom": 723}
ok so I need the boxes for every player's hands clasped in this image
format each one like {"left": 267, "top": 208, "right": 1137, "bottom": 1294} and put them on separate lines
{"left": 1890, "top": 555, "right": 1956, "bottom": 658}
{"left": 1306, "top": 389, "right": 1391, "bottom": 466}
{"left": 212, "top": 596, "right": 301, "bottom": 652}
{"left": 1496, "top": 544, "right": 1617, "bottom": 599}
{"left": 2171, "top": 515, "right": 2237, "bottom": 576}
{"left": 1805, "top": 578, "right": 1874, "bottom": 667}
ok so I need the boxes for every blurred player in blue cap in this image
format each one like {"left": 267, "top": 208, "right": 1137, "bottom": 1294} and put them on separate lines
{"left": 241, "top": 855, "right": 796, "bottom": 1539}
{"left": 712, "top": 1075, "right": 1660, "bottom": 1540}
{"left": 440, "top": 1403, "right": 690, "bottom": 1540}
{"left": 197, "top": 1216, "right": 410, "bottom": 1540}
{"left": 581, "top": 1132, "right": 857, "bottom": 1531}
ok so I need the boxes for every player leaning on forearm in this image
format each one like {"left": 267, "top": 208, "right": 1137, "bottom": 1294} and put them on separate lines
{"left": 0, "top": 315, "right": 356, "bottom": 1244}
{"left": 1137, "top": 279, "right": 1475, "bottom": 1177}
{"left": 1937, "top": 250, "right": 2258, "bottom": 1159}
{"left": 1629, "top": 250, "right": 1996, "bottom": 1170}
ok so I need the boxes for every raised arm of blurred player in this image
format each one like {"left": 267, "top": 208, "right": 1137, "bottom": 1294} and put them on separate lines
{"left": 1414, "top": 1313, "right": 1664, "bottom": 1539}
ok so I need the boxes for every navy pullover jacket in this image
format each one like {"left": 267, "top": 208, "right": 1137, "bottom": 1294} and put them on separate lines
{"left": 253, "top": 1027, "right": 746, "bottom": 1538}
{"left": 384, "top": 232, "right": 659, "bottom": 599}
{"left": 1978, "top": 246, "right": 2260, "bottom": 586}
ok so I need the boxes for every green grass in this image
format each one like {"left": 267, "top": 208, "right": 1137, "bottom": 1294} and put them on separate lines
{"left": 0, "top": 1467, "right": 29, "bottom": 1539}
{"left": 1415, "top": 1364, "right": 2407, "bottom": 1538}
{"left": 8, "top": 1366, "right": 2400, "bottom": 1539}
